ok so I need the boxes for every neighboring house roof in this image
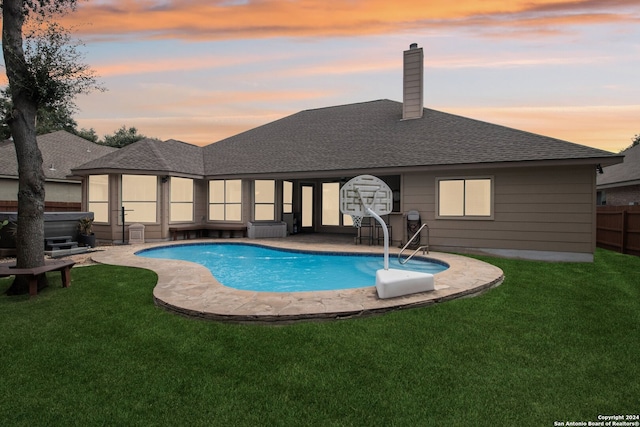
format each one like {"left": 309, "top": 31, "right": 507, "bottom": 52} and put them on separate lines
{"left": 71, "top": 138, "right": 204, "bottom": 177}
{"left": 71, "top": 99, "right": 622, "bottom": 179}
{"left": 0, "top": 130, "right": 118, "bottom": 181}
{"left": 201, "top": 99, "right": 621, "bottom": 177}
{"left": 597, "top": 143, "right": 640, "bottom": 189}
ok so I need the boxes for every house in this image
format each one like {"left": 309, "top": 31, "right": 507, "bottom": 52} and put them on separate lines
{"left": 0, "top": 130, "right": 117, "bottom": 211}
{"left": 71, "top": 44, "right": 623, "bottom": 262}
{"left": 596, "top": 143, "right": 640, "bottom": 206}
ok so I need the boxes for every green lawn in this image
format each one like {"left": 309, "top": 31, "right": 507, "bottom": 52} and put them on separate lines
{"left": 1, "top": 249, "right": 638, "bottom": 426}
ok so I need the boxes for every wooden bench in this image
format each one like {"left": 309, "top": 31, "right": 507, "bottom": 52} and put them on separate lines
{"left": 169, "top": 224, "right": 247, "bottom": 241}
{"left": 169, "top": 225, "right": 205, "bottom": 241}
{"left": 0, "top": 259, "right": 76, "bottom": 297}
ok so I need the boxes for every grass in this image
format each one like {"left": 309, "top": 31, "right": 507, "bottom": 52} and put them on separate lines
{"left": 1, "top": 249, "right": 638, "bottom": 426}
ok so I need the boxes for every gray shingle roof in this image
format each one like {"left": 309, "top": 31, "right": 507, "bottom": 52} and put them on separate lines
{"left": 202, "top": 99, "right": 620, "bottom": 176}
{"left": 72, "top": 138, "right": 205, "bottom": 177}
{"left": 69, "top": 99, "right": 622, "bottom": 179}
{"left": 0, "top": 130, "right": 117, "bottom": 181}
{"left": 597, "top": 143, "right": 640, "bottom": 187}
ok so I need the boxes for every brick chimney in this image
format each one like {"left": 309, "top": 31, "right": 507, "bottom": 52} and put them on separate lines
{"left": 402, "top": 43, "right": 424, "bottom": 120}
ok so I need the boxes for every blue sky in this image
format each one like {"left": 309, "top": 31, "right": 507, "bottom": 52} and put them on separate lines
{"left": 20, "top": 0, "right": 640, "bottom": 151}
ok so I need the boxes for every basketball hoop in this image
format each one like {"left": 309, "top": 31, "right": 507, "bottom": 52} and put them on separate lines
{"left": 339, "top": 175, "right": 393, "bottom": 221}
{"left": 351, "top": 215, "right": 363, "bottom": 228}
{"left": 339, "top": 174, "right": 435, "bottom": 299}
{"left": 340, "top": 175, "right": 394, "bottom": 270}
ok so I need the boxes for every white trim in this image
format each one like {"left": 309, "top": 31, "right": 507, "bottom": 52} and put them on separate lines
{"left": 435, "top": 176, "right": 495, "bottom": 220}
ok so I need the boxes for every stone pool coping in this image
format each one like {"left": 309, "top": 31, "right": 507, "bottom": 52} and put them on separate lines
{"left": 91, "top": 238, "right": 504, "bottom": 324}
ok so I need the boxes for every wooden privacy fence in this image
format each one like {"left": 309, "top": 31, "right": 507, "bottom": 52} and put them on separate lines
{"left": 596, "top": 205, "right": 640, "bottom": 256}
{"left": 0, "top": 201, "right": 81, "bottom": 212}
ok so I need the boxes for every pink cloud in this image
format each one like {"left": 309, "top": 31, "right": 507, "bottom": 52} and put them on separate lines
{"left": 94, "top": 53, "right": 285, "bottom": 77}
{"left": 444, "top": 104, "right": 640, "bottom": 152}
{"left": 60, "top": 0, "right": 639, "bottom": 41}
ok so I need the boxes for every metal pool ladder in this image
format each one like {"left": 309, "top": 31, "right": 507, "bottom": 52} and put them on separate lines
{"left": 398, "top": 223, "right": 430, "bottom": 265}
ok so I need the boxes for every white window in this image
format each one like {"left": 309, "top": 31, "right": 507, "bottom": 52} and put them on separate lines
{"left": 209, "top": 180, "right": 242, "bottom": 221}
{"left": 302, "top": 185, "right": 313, "bottom": 228}
{"left": 254, "top": 180, "right": 275, "bottom": 221}
{"left": 170, "top": 177, "right": 194, "bottom": 222}
{"left": 88, "top": 175, "right": 109, "bottom": 223}
{"left": 283, "top": 181, "right": 293, "bottom": 214}
{"left": 322, "top": 182, "right": 354, "bottom": 226}
{"left": 122, "top": 175, "right": 158, "bottom": 223}
{"left": 437, "top": 178, "right": 492, "bottom": 218}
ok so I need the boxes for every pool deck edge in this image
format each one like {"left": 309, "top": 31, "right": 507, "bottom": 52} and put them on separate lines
{"left": 91, "top": 238, "right": 504, "bottom": 324}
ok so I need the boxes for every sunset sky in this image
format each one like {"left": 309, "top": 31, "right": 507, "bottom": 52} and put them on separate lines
{"left": 20, "top": 1, "right": 640, "bottom": 151}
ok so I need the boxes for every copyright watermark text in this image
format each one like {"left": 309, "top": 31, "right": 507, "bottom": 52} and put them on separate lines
{"left": 554, "top": 415, "right": 640, "bottom": 426}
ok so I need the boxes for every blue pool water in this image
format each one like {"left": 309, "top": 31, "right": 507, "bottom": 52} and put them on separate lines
{"left": 136, "top": 243, "right": 448, "bottom": 292}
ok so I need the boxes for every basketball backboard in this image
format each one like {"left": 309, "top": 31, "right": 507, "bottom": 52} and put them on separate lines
{"left": 339, "top": 175, "right": 393, "bottom": 218}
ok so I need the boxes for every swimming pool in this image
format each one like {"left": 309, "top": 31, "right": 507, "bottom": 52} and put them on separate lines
{"left": 136, "top": 243, "right": 448, "bottom": 292}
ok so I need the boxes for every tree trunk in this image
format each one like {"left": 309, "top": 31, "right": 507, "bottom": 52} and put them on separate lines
{"left": 2, "top": 0, "right": 48, "bottom": 295}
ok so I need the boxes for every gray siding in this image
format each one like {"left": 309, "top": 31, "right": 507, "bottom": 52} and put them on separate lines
{"left": 0, "top": 178, "right": 18, "bottom": 200}
{"left": 1, "top": 178, "right": 80, "bottom": 203}
{"left": 402, "top": 165, "right": 595, "bottom": 257}
{"left": 193, "top": 180, "right": 209, "bottom": 224}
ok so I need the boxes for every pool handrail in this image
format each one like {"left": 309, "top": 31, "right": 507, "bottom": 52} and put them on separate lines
{"left": 398, "top": 223, "right": 429, "bottom": 265}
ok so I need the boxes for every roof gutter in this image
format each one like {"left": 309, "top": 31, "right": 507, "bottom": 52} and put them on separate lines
{"left": 204, "top": 156, "right": 625, "bottom": 180}
{"left": 69, "top": 168, "right": 204, "bottom": 180}
{"left": 597, "top": 178, "right": 640, "bottom": 189}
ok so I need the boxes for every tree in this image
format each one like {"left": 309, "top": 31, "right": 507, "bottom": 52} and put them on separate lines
{"left": 75, "top": 126, "right": 98, "bottom": 143}
{"left": 1, "top": 89, "right": 101, "bottom": 142}
{"left": 1, "top": 88, "right": 73, "bottom": 138}
{"left": 36, "top": 104, "right": 77, "bottom": 135}
{"left": 100, "top": 125, "right": 147, "bottom": 148}
{"left": 620, "top": 133, "right": 640, "bottom": 153}
{"left": 0, "top": 89, "right": 12, "bottom": 139}
{"left": 2, "top": 0, "right": 101, "bottom": 295}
